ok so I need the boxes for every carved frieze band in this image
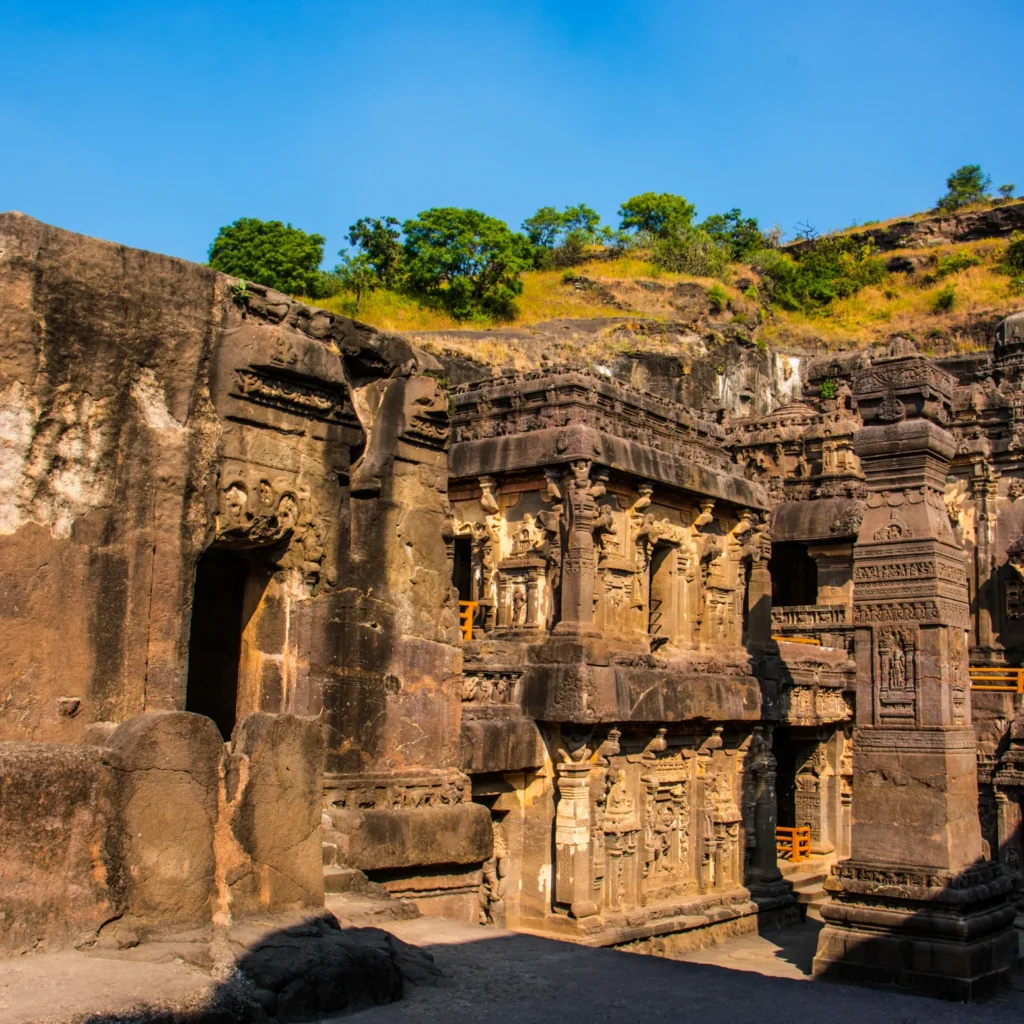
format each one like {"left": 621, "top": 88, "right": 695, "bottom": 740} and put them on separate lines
{"left": 853, "top": 599, "right": 970, "bottom": 626}
{"left": 233, "top": 368, "right": 355, "bottom": 424}
{"left": 854, "top": 728, "right": 977, "bottom": 752}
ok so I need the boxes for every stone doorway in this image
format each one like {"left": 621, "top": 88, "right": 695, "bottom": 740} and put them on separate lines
{"left": 185, "top": 548, "right": 254, "bottom": 739}
{"left": 772, "top": 726, "right": 845, "bottom": 858}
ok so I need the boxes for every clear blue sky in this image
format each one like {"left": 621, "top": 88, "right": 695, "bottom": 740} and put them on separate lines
{"left": 2, "top": 0, "right": 1021, "bottom": 266}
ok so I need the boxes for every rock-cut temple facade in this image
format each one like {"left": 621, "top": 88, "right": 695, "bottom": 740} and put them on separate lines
{"left": 1, "top": 213, "right": 1022, "bottom": 999}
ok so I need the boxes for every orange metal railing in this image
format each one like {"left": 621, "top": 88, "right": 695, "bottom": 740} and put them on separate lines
{"left": 776, "top": 825, "right": 812, "bottom": 863}
{"left": 771, "top": 635, "right": 822, "bottom": 646}
{"left": 969, "top": 667, "right": 1024, "bottom": 693}
{"left": 459, "top": 600, "right": 479, "bottom": 642}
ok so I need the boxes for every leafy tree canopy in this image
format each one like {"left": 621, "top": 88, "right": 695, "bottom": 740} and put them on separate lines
{"left": 700, "top": 208, "right": 766, "bottom": 261}
{"left": 618, "top": 193, "right": 696, "bottom": 239}
{"left": 937, "top": 164, "right": 992, "bottom": 212}
{"left": 522, "top": 206, "right": 565, "bottom": 249}
{"left": 402, "top": 207, "right": 533, "bottom": 320}
{"left": 333, "top": 253, "right": 378, "bottom": 312}
{"left": 522, "top": 203, "right": 603, "bottom": 248}
{"left": 346, "top": 216, "right": 404, "bottom": 287}
{"left": 208, "top": 218, "right": 334, "bottom": 297}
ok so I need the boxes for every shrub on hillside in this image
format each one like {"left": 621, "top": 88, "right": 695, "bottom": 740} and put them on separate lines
{"left": 936, "top": 165, "right": 992, "bottom": 212}
{"left": 750, "top": 235, "right": 885, "bottom": 312}
{"left": 1004, "top": 233, "right": 1024, "bottom": 276}
{"left": 523, "top": 204, "right": 602, "bottom": 269}
{"left": 933, "top": 249, "right": 982, "bottom": 279}
{"left": 402, "top": 207, "right": 533, "bottom": 320}
{"left": 706, "top": 283, "right": 729, "bottom": 314}
{"left": 932, "top": 284, "right": 957, "bottom": 312}
{"left": 208, "top": 218, "right": 337, "bottom": 298}
{"left": 651, "top": 226, "right": 730, "bottom": 278}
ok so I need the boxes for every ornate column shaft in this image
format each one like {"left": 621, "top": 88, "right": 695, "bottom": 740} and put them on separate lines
{"left": 813, "top": 352, "right": 1017, "bottom": 1000}
{"left": 554, "top": 460, "right": 601, "bottom": 636}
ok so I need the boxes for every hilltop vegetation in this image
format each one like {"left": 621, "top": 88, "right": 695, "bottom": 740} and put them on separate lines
{"left": 206, "top": 165, "right": 1024, "bottom": 362}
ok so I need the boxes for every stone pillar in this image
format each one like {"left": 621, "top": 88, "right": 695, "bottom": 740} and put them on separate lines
{"left": 554, "top": 460, "right": 601, "bottom": 636}
{"left": 554, "top": 758, "right": 599, "bottom": 919}
{"left": 970, "top": 461, "right": 1003, "bottom": 664}
{"left": 813, "top": 353, "right": 1017, "bottom": 1000}
{"left": 744, "top": 514, "right": 773, "bottom": 648}
{"left": 322, "top": 372, "right": 491, "bottom": 919}
{"left": 744, "top": 726, "right": 782, "bottom": 885}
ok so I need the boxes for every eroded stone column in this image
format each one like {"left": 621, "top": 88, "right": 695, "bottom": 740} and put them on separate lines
{"left": 812, "top": 352, "right": 1017, "bottom": 1000}
{"left": 322, "top": 372, "right": 491, "bottom": 919}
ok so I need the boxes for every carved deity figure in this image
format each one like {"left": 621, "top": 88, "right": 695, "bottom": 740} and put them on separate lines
{"left": 604, "top": 769, "right": 641, "bottom": 834}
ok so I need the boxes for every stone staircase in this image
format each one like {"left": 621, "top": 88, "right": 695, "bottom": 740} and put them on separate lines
{"left": 779, "top": 856, "right": 833, "bottom": 919}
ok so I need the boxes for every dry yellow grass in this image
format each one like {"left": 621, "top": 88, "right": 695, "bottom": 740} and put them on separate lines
{"left": 760, "top": 240, "right": 1020, "bottom": 353}
{"left": 303, "top": 255, "right": 750, "bottom": 334}
{"left": 302, "top": 237, "right": 1021, "bottom": 364}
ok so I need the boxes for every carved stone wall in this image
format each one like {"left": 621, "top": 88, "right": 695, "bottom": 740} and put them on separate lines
{"left": 0, "top": 213, "right": 489, "bottom": 926}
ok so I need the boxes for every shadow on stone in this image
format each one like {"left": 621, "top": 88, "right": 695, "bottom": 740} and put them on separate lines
{"left": 74, "top": 912, "right": 440, "bottom": 1024}
{"left": 811, "top": 859, "right": 1019, "bottom": 1001}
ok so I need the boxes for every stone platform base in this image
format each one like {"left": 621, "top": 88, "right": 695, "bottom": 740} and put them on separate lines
{"left": 812, "top": 860, "right": 1019, "bottom": 1001}
{"left": 516, "top": 886, "right": 790, "bottom": 951}
{"left": 372, "top": 865, "right": 483, "bottom": 925}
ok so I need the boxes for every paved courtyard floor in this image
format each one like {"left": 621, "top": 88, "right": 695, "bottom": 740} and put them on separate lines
{"left": 352, "top": 915, "right": 1024, "bottom": 1024}
{"left": 3, "top": 913, "right": 1022, "bottom": 1023}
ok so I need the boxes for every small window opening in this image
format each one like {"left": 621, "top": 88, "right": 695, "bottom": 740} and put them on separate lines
{"left": 453, "top": 536, "right": 473, "bottom": 603}
{"left": 768, "top": 542, "right": 818, "bottom": 606}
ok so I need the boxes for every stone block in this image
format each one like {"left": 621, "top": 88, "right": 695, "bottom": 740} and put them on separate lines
{"left": 330, "top": 802, "right": 493, "bottom": 872}
{"left": 227, "top": 712, "right": 326, "bottom": 913}
{"left": 103, "top": 711, "right": 223, "bottom": 928}
{"left": 0, "top": 741, "right": 115, "bottom": 954}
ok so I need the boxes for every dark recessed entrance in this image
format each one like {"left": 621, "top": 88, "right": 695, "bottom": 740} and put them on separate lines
{"left": 453, "top": 535, "right": 473, "bottom": 602}
{"left": 768, "top": 541, "right": 818, "bottom": 606}
{"left": 185, "top": 548, "right": 250, "bottom": 739}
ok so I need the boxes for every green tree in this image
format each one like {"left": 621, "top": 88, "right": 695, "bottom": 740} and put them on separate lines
{"left": 562, "top": 203, "right": 602, "bottom": 242}
{"left": 936, "top": 165, "right": 992, "bottom": 212}
{"left": 700, "top": 208, "right": 766, "bottom": 261}
{"left": 346, "top": 216, "right": 404, "bottom": 287}
{"left": 333, "top": 253, "right": 378, "bottom": 312}
{"left": 618, "top": 193, "right": 696, "bottom": 239}
{"left": 999, "top": 183, "right": 1017, "bottom": 200}
{"left": 522, "top": 206, "right": 565, "bottom": 249}
{"left": 208, "top": 218, "right": 334, "bottom": 297}
{"left": 402, "top": 207, "right": 534, "bottom": 320}
{"left": 522, "top": 203, "right": 604, "bottom": 269}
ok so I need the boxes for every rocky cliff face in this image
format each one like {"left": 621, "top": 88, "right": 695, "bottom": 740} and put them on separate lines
{"left": 786, "top": 200, "right": 1024, "bottom": 254}
{"left": 411, "top": 309, "right": 803, "bottom": 421}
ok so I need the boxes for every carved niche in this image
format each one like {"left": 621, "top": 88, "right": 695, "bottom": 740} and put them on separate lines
{"left": 876, "top": 626, "right": 916, "bottom": 722}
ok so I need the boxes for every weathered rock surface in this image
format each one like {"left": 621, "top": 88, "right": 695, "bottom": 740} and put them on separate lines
{"left": 786, "top": 199, "right": 1024, "bottom": 253}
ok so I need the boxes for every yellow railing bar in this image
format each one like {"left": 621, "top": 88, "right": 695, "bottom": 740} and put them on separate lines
{"left": 776, "top": 825, "right": 811, "bottom": 863}
{"left": 771, "top": 635, "right": 822, "bottom": 646}
{"left": 458, "top": 600, "right": 479, "bottom": 642}
{"left": 969, "top": 667, "right": 1024, "bottom": 694}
